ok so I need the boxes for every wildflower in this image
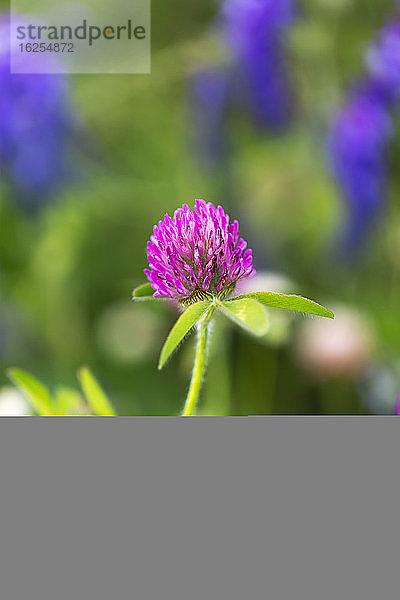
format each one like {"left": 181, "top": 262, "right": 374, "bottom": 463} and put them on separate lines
{"left": 0, "top": 14, "right": 74, "bottom": 211}
{"left": 188, "top": 1, "right": 295, "bottom": 171}
{"left": 328, "top": 12, "right": 400, "bottom": 254}
{"left": 367, "top": 20, "right": 400, "bottom": 105}
{"left": 328, "top": 84, "right": 392, "bottom": 251}
{"left": 188, "top": 68, "right": 232, "bottom": 171}
{"left": 144, "top": 199, "right": 255, "bottom": 303}
{"left": 221, "top": 0, "right": 295, "bottom": 129}
{"left": 135, "top": 199, "right": 333, "bottom": 416}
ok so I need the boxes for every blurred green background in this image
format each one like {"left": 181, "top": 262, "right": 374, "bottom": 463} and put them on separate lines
{"left": 1, "top": 0, "right": 399, "bottom": 415}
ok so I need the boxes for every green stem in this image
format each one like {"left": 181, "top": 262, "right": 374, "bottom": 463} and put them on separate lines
{"left": 182, "top": 309, "right": 213, "bottom": 416}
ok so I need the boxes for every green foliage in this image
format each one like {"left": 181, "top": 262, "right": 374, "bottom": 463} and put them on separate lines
{"left": 158, "top": 301, "right": 213, "bottom": 369}
{"left": 233, "top": 292, "right": 334, "bottom": 320}
{"left": 78, "top": 366, "right": 116, "bottom": 416}
{"left": 158, "top": 290, "right": 332, "bottom": 373}
{"left": 7, "top": 368, "right": 54, "bottom": 416}
{"left": 132, "top": 282, "right": 157, "bottom": 300}
{"left": 54, "top": 387, "right": 87, "bottom": 416}
{"left": 7, "top": 367, "right": 116, "bottom": 417}
{"left": 219, "top": 298, "right": 270, "bottom": 336}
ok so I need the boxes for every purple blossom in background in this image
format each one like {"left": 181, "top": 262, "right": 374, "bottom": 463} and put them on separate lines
{"left": 188, "top": 68, "right": 232, "bottom": 171}
{"left": 145, "top": 199, "right": 255, "bottom": 301}
{"left": 0, "top": 14, "right": 74, "bottom": 212}
{"left": 367, "top": 20, "right": 400, "bottom": 104}
{"left": 221, "top": 0, "right": 295, "bottom": 129}
{"left": 328, "top": 11, "right": 400, "bottom": 254}
{"left": 396, "top": 397, "right": 400, "bottom": 415}
{"left": 188, "top": 1, "right": 296, "bottom": 172}
{"left": 328, "top": 85, "right": 393, "bottom": 252}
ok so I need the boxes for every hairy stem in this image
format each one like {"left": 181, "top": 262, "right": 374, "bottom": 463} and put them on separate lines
{"left": 182, "top": 309, "right": 213, "bottom": 416}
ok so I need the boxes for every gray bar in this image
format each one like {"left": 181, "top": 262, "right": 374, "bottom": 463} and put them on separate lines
{"left": 0, "top": 417, "right": 399, "bottom": 600}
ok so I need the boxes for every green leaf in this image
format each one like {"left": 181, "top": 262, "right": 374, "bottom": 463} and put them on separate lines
{"left": 78, "top": 367, "right": 116, "bottom": 416}
{"left": 54, "top": 386, "right": 85, "bottom": 416}
{"left": 7, "top": 368, "right": 54, "bottom": 416}
{"left": 158, "top": 301, "right": 212, "bottom": 370}
{"left": 231, "top": 292, "right": 334, "bottom": 320}
{"left": 219, "top": 298, "right": 269, "bottom": 336}
{"left": 132, "top": 282, "right": 158, "bottom": 301}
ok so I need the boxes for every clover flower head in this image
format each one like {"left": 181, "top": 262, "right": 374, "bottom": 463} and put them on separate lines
{"left": 145, "top": 200, "right": 255, "bottom": 302}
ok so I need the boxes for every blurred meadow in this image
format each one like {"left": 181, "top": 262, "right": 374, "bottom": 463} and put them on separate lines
{"left": 1, "top": 0, "right": 400, "bottom": 415}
